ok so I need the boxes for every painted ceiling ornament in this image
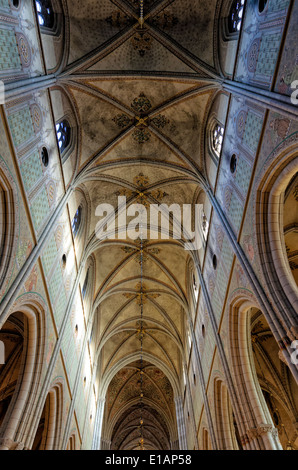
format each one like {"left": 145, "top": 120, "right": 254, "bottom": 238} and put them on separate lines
{"left": 133, "top": 115, "right": 151, "bottom": 144}
{"left": 135, "top": 115, "right": 149, "bottom": 127}
{"left": 122, "top": 238, "right": 161, "bottom": 264}
{"left": 123, "top": 282, "right": 160, "bottom": 305}
{"left": 30, "top": 104, "right": 43, "bottom": 133}
{"left": 105, "top": 10, "right": 132, "bottom": 28}
{"left": 16, "top": 33, "right": 31, "bottom": 67}
{"left": 136, "top": 325, "right": 147, "bottom": 341}
{"left": 151, "top": 11, "right": 179, "bottom": 29}
{"left": 113, "top": 113, "right": 133, "bottom": 129}
{"left": 247, "top": 38, "right": 261, "bottom": 73}
{"left": 236, "top": 110, "right": 247, "bottom": 138}
{"left": 110, "top": 94, "right": 169, "bottom": 145}
{"left": 131, "top": 93, "right": 152, "bottom": 115}
{"left": 131, "top": 28, "right": 152, "bottom": 57}
{"left": 151, "top": 114, "right": 170, "bottom": 129}
{"left": 134, "top": 172, "right": 149, "bottom": 188}
{"left": 150, "top": 189, "right": 168, "bottom": 201}
{"left": 115, "top": 173, "right": 167, "bottom": 206}
{"left": 269, "top": 117, "right": 290, "bottom": 141}
{"left": 132, "top": 128, "right": 151, "bottom": 144}
{"left": 135, "top": 191, "right": 149, "bottom": 206}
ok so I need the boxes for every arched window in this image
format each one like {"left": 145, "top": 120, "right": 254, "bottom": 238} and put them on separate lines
{"left": 56, "top": 119, "right": 71, "bottom": 155}
{"left": 35, "top": 0, "right": 55, "bottom": 29}
{"left": 228, "top": 0, "right": 245, "bottom": 34}
{"left": 82, "top": 269, "right": 89, "bottom": 299}
{"left": 212, "top": 123, "right": 225, "bottom": 158}
{"left": 250, "top": 310, "right": 298, "bottom": 449}
{"left": 71, "top": 206, "right": 82, "bottom": 238}
{"left": 202, "top": 210, "right": 209, "bottom": 241}
{"left": 0, "top": 313, "right": 24, "bottom": 431}
{"left": 192, "top": 273, "right": 199, "bottom": 302}
{"left": 32, "top": 384, "right": 63, "bottom": 450}
{"left": 214, "top": 379, "right": 241, "bottom": 450}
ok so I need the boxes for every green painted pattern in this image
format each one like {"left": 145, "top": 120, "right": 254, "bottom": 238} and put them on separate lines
{"left": 8, "top": 107, "right": 35, "bottom": 147}
{"left": 30, "top": 187, "right": 50, "bottom": 231}
{"left": 242, "top": 111, "right": 263, "bottom": 153}
{"left": 20, "top": 151, "right": 43, "bottom": 193}
{"left": 0, "top": 28, "right": 21, "bottom": 71}
{"left": 41, "top": 235, "right": 58, "bottom": 277}
{"left": 228, "top": 196, "right": 243, "bottom": 232}
{"left": 256, "top": 33, "right": 282, "bottom": 78}
{"left": 53, "top": 288, "right": 67, "bottom": 330}
{"left": 48, "top": 265, "right": 63, "bottom": 303}
{"left": 235, "top": 157, "right": 252, "bottom": 195}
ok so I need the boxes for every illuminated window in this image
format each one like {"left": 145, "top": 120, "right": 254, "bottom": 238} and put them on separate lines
{"left": 187, "top": 331, "right": 192, "bottom": 349}
{"left": 56, "top": 120, "right": 71, "bottom": 154}
{"left": 228, "top": 0, "right": 245, "bottom": 34}
{"left": 212, "top": 123, "right": 224, "bottom": 158}
{"left": 35, "top": 0, "right": 55, "bottom": 29}
{"left": 82, "top": 270, "right": 89, "bottom": 299}
{"left": 202, "top": 211, "right": 209, "bottom": 241}
{"left": 72, "top": 206, "right": 82, "bottom": 238}
{"left": 193, "top": 274, "right": 199, "bottom": 302}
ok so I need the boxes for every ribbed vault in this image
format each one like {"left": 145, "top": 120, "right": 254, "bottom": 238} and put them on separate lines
{"left": 53, "top": 0, "right": 224, "bottom": 449}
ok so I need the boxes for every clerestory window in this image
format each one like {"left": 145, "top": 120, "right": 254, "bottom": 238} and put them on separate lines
{"left": 35, "top": 0, "right": 55, "bottom": 29}
{"left": 56, "top": 119, "right": 71, "bottom": 155}
{"left": 228, "top": 0, "right": 245, "bottom": 34}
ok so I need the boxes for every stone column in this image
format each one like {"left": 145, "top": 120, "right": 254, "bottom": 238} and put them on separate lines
{"left": 247, "top": 424, "right": 283, "bottom": 450}
{"left": 223, "top": 79, "right": 298, "bottom": 120}
{"left": 4, "top": 75, "right": 56, "bottom": 102}
{"left": 0, "top": 438, "right": 25, "bottom": 450}
{"left": 174, "top": 396, "right": 188, "bottom": 450}
{"left": 91, "top": 398, "right": 106, "bottom": 450}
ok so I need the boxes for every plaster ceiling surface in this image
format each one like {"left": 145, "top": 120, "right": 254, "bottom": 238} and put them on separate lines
{"left": 60, "top": 0, "right": 223, "bottom": 448}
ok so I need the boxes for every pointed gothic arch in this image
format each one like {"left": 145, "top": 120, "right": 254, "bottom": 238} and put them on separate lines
{"left": 31, "top": 381, "right": 64, "bottom": 450}
{"left": 0, "top": 297, "right": 46, "bottom": 450}
{"left": 255, "top": 150, "right": 298, "bottom": 338}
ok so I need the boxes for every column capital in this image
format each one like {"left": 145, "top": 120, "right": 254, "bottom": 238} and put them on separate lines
{"left": 0, "top": 438, "right": 24, "bottom": 450}
{"left": 247, "top": 424, "right": 278, "bottom": 439}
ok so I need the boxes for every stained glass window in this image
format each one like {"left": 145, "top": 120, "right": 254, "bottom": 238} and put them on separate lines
{"left": 72, "top": 206, "right": 82, "bottom": 238}
{"left": 56, "top": 120, "right": 71, "bottom": 154}
{"left": 212, "top": 123, "right": 224, "bottom": 157}
{"left": 35, "top": 0, "right": 55, "bottom": 29}
{"left": 82, "top": 270, "right": 89, "bottom": 299}
{"left": 228, "top": 0, "right": 245, "bottom": 33}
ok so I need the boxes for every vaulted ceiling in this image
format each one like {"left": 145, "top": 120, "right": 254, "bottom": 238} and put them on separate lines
{"left": 55, "top": 0, "right": 224, "bottom": 450}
